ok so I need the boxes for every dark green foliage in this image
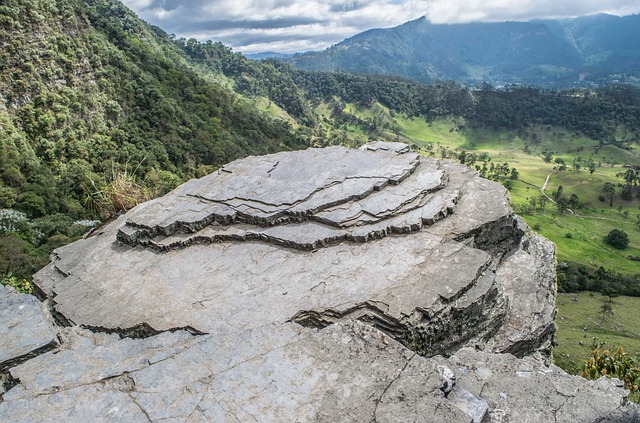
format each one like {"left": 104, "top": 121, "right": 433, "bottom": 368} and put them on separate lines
{"left": 0, "top": 235, "right": 47, "bottom": 280}
{"left": 604, "top": 229, "right": 630, "bottom": 249}
{"left": 617, "top": 168, "right": 640, "bottom": 201}
{"left": 0, "top": 0, "right": 307, "bottom": 224}
{"left": 601, "top": 285, "right": 620, "bottom": 302}
{"left": 557, "top": 262, "right": 640, "bottom": 297}
{"left": 502, "top": 179, "right": 514, "bottom": 191}
{"left": 0, "top": 0, "right": 313, "bottom": 277}
{"left": 602, "top": 182, "right": 616, "bottom": 207}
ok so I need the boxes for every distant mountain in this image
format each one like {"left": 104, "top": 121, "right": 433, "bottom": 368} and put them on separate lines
{"left": 288, "top": 14, "right": 640, "bottom": 88}
{"left": 246, "top": 52, "right": 293, "bottom": 60}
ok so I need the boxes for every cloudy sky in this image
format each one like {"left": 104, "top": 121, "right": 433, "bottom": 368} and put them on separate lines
{"left": 121, "top": 0, "right": 640, "bottom": 54}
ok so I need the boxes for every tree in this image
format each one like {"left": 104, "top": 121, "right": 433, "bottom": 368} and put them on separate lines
{"left": 556, "top": 197, "right": 569, "bottom": 214}
{"left": 604, "top": 229, "right": 629, "bottom": 249}
{"left": 543, "top": 152, "right": 553, "bottom": 163}
{"left": 568, "top": 193, "right": 580, "bottom": 210}
{"left": 600, "top": 302, "right": 613, "bottom": 321}
{"left": 588, "top": 161, "right": 597, "bottom": 176}
{"left": 552, "top": 185, "right": 564, "bottom": 201}
{"left": 602, "top": 182, "right": 616, "bottom": 207}
{"left": 601, "top": 285, "right": 620, "bottom": 302}
{"left": 537, "top": 195, "right": 548, "bottom": 210}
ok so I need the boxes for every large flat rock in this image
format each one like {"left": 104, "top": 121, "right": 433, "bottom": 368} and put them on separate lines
{"left": 2, "top": 322, "right": 638, "bottom": 422}
{"left": 33, "top": 145, "right": 533, "bottom": 355}
{"left": 1, "top": 143, "right": 637, "bottom": 421}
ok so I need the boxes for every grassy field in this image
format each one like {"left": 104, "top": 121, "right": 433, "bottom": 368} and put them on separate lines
{"left": 524, "top": 213, "right": 640, "bottom": 274}
{"left": 554, "top": 292, "right": 640, "bottom": 374}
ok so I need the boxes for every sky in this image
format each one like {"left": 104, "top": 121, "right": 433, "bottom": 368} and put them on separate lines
{"left": 121, "top": 0, "right": 640, "bottom": 54}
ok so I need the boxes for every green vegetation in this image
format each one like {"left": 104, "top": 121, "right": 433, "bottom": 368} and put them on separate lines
{"left": 1, "top": 273, "right": 36, "bottom": 295}
{"left": 554, "top": 293, "right": 640, "bottom": 375}
{"left": 605, "top": 229, "right": 630, "bottom": 250}
{"left": 0, "top": 0, "right": 311, "bottom": 276}
{"left": 581, "top": 339, "right": 640, "bottom": 403}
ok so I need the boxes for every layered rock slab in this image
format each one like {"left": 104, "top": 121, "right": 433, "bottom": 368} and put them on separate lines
{"left": 1, "top": 143, "right": 637, "bottom": 421}
{"left": 33, "top": 144, "right": 544, "bottom": 356}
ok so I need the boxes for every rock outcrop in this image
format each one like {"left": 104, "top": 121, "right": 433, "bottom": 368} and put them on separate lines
{"left": 1, "top": 143, "right": 638, "bottom": 422}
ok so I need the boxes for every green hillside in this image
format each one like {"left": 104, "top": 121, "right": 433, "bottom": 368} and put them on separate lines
{"left": 0, "top": 0, "right": 309, "bottom": 276}
{"left": 0, "top": 0, "right": 306, "bottom": 219}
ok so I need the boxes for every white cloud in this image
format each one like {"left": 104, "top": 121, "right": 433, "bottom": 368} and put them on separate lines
{"left": 120, "top": 0, "right": 640, "bottom": 53}
{"left": 425, "top": 0, "right": 640, "bottom": 23}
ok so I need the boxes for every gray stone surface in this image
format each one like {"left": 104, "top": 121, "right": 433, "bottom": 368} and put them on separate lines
{"left": 436, "top": 348, "right": 640, "bottom": 423}
{"left": 31, "top": 144, "right": 549, "bottom": 354}
{"left": 0, "top": 284, "right": 57, "bottom": 371}
{"left": 1, "top": 143, "right": 638, "bottom": 422}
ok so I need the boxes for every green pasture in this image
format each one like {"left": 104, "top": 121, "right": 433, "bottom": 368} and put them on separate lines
{"left": 395, "top": 116, "right": 467, "bottom": 147}
{"left": 554, "top": 292, "right": 640, "bottom": 374}
{"left": 523, "top": 212, "right": 640, "bottom": 274}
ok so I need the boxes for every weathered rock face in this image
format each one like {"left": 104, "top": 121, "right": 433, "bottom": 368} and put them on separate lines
{"left": 1, "top": 143, "right": 638, "bottom": 422}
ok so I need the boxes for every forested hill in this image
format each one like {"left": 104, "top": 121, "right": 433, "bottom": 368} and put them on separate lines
{"left": 0, "top": 0, "right": 305, "bottom": 220}
{"left": 288, "top": 14, "right": 640, "bottom": 88}
{"left": 0, "top": 0, "right": 312, "bottom": 277}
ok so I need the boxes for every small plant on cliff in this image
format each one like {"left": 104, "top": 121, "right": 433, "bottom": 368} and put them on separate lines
{"left": 581, "top": 339, "right": 640, "bottom": 403}
{"left": 87, "top": 163, "right": 152, "bottom": 219}
{"left": 1, "top": 273, "right": 35, "bottom": 295}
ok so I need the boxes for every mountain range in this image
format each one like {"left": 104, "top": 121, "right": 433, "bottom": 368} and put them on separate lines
{"left": 288, "top": 14, "right": 640, "bottom": 88}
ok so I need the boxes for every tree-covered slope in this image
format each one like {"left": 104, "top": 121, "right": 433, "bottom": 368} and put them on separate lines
{"left": 0, "top": 0, "right": 305, "bottom": 221}
{"left": 0, "top": 0, "right": 308, "bottom": 277}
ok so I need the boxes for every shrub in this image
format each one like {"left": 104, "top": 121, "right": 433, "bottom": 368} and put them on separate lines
{"left": 87, "top": 169, "right": 152, "bottom": 218}
{"left": 582, "top": 340, "right": 640, "bottom": 403}
{"left": 1, "top": 273, "right": 35, "bottom": 295}
{"left": 604, "top": 229, "right": 629, "bottom": 249}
